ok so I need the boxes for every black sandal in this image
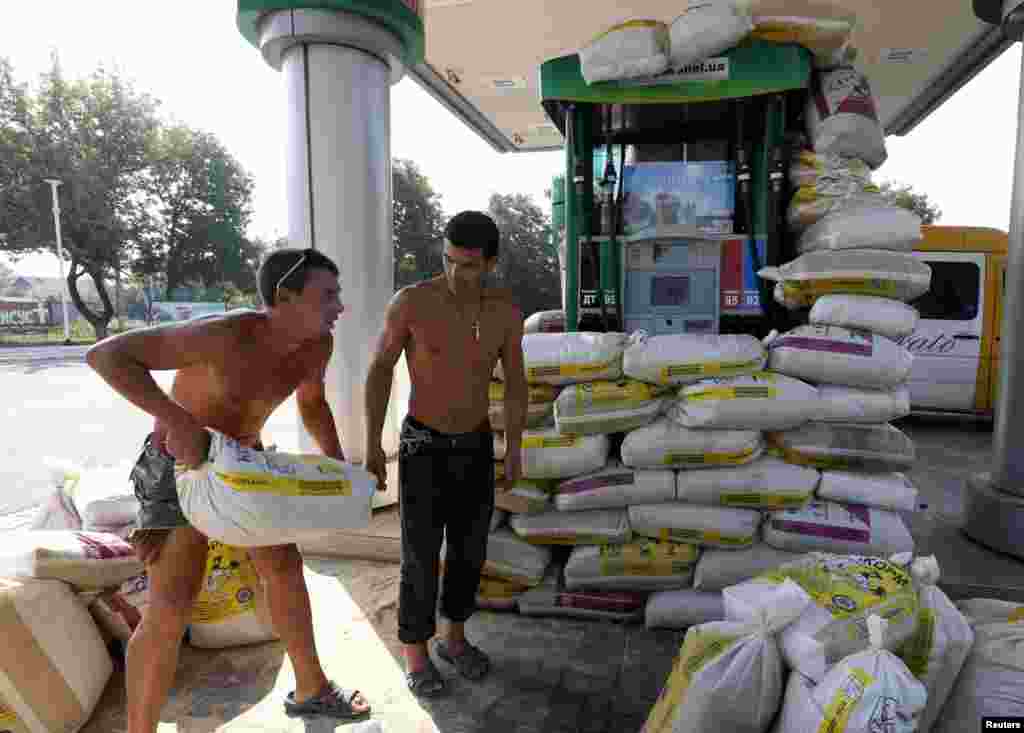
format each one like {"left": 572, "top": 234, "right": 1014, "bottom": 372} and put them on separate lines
{"left": 406, "top": 658, "right": 446, "bottom": 698}
{"left": 283, "top": 681, "right": 371, "bottom": 720}
{"left": 434, "top": 640, "right": 490, "bottom": 681}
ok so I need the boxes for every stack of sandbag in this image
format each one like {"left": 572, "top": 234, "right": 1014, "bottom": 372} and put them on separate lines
{"left": 489, "top": 381, "right": 558, "bottom": 432}
{"left": 518, "top": 562, "right": 647, "bottom": 623}
{"left": 70, "top": 462, "right": 140, "bottom": 539}
{"left": 564, "top": 539, "right": 699, "bottom": 593}
{"left": 523, "top": 309, "right": 565, "bottom": 334}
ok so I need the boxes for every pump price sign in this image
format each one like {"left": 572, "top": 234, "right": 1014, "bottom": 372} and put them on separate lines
{"left": 720, "top": 237, "right": 765, "bottom": 316}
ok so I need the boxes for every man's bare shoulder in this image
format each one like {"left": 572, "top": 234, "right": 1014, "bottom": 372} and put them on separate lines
{"left": 484, "top": 288, "right": 524, "bottom": 324}
{"left": 393, "top": 279, "right": 444, "bottom": 312}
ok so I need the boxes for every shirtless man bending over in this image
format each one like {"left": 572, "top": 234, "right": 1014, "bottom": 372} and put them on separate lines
{"left": 364, "top": 211, "right": 528, "bottom": 697}
{"left": 86, "top": 248, "right": 373, "bottom": 731}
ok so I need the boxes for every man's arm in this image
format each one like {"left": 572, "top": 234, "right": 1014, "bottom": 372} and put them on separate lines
{"left": 296, "top": 335, "right": 344, "bottom": 460}
{"left": 499, "top": 303, "right": 527, "bottom": 489}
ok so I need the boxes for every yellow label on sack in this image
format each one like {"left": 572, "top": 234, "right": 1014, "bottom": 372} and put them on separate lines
{"left": 657, "top": 528, "right": 752, "bottom": 547}
{"left": 683, "top": 385, "right": 778, "bottom": 402}
{"left": 191, "top": 542, "right": 258, "bottom": 624}
{"left": 783, "top": 278, "right": 899, "bottom": 305}
{"left": 659, "top": 359, "right": 762, "bottom": 382}
{"left": 721, "top": 492, "right": 810, "bottom": 509}
{"left": 593, "top": 18, "right": 663, "bottom": 42}
{"left": 762, "top": 558, "right": 914, "bottom": 619}
{"left": 528, "top": 533, "right": 610, "bottom": 546}
{"left": 527, "top": 358, "right": 618, "bottom": 381}
{"left": 477, "top": 577, "right": 522, "bottom": 599}
{"left": 215, "top": 470, "right": 352, "bottom": 497}
{"left": 774, "top": 447, "right": 851, "bottom": 470}
{"left": 489, "top": 382, "right": 556, "bottom": 404}
{"left": 599, "top": 541, "right": 698, "bottom": 576}
{"left": 819, "top": 667, "right": 874, "bottom": 733}
{"left": 522, "top": 435, "right": 580, "bottom": 450}
{"left": 0, "top": 702, "right": 19, "bottom": 725}
{"left": 898, "top": 606, "right": 936, "bottom": 679}
{"left": 574, "top": 380, "right": 660, "bottom": 407}
{"left": 663, "top": 447, "right": 756, "bottom": 467}
{"left": 1009, "top": 607, "right": 1024, "bottom": 624}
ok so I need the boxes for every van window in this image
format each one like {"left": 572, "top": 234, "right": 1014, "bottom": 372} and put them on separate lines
{"left": 910, "top": 261, "right": 980, "bottom": 320}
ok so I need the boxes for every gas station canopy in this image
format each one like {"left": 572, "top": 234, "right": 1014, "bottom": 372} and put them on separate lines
{"left": 405, "top": 0, "right": 1009, "bottom": 152}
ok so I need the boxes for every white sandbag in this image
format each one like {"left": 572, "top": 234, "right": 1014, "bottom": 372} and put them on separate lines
{"left": 579, "top": 20, "right": 670, "bottom": 84}
{"left": 816, "top": 384, "right": 911, "bottom": 424}
{"left": 895, "top": 556, "right": 973, "bottom": 733}
{"left": 489, "top": 509, "right": 507, "bottom": 533}
{"left": 673, "top": 372, "right": 820, "bottom": 431}
{"left": 188, "top": 541, "right": 277, "bottom": 649}
{"left": 787, "top": 184, "right": 883, "bottom": 232}
{"left": 629, "top": 503, "right": 761, "bottom": 550}
{"left": 565, "top": 540, "right": 699, "bottom": 592}
{"left": 176, "top": 431, "right": 375, "bottom": 548}
{"left": 483, "top": 528, "right": 552, "bottom": 586}
{"left": 509, "top": 508, "right": 631, "bottom": 546}
{"left": 767, "top": 325, "right": 913, "bottom": 390}
{"left": 519, "top": 580, "right": 647, "bottom": 623}
{"left": 760, "top": 249, "right": 932, "bottom": 308}
{"left": 934, "top": 601, "right": 1024, "bottom": 733}
{"left": 798, "top": 204, "right": 922, "bottom": 254}
{"left": 501, "top": 332, "right": 629, "bottom": 386}
{"left": 0, "top": 578, "right": 113, "bottom": 733}
{"left": 693, "top": 543, "right": 805, "bottom": 591}
{"left": 523, "top": 309, "right": 565, "bottom": 334}
{"left": 645, "top": 589, "right": 725, "bottom": 630}
{"left": 554, "top": 379, "right": 667, "bottom": 435}
{"left": 89, "top": 572, "right": 149, "bottom": 643}
{"left": 773, "top": 615, "right": 928, "bottom": 733}
{"left": 641, "top": 580, "right": 811, "bottom": 733}
{"left": 789, "top": 150, "right": 872, "bottom": 189}
{"left": 555, "top": 463, "right": 675, "bottom": 512}
{"left": 676, "top": 456, "right": 819, "bottom": 511}
{"left": 493, "top": 433, "right": 506, "bottom": 461}
{"left": 768, "top": 422, "right": 916, "bottom": 473}
{"left": 28, "top": 487, "right": 82, "bottom": 531}
{"left": 623, "top": 332, "right": 766, "bottom": 386}
{"left": 72, "top": 462, "right": 140, "bottom": 528}
{"left": 622, "top": 418, "right": 762, "bottom": 470}
{"left": 748, "top": 3, "right": 856, "bottom": 64}
{"left": 724, "top": 552, "right": 920, "bottom": 681}
{"left": 495, "top": 480, "right": 551, "bottom": 515}
{"left": 809, "top": 294, "right": 920, "bottom": 340}
{"left": 818, "top": 471, "right": 918, "bottom": 512}
{"left": 489, "top": 381, "right": 558, "bottom": 431}
{"left": 763, "top": 500, "right": 914, "bottom": 556}
{"left": 667, "top": 1, "right": 753, "bottom": 70}
{"left": 521, "top": 428, "right": 609, "bottom": 479}
{"left": 0, "top": 530, "right": 143, "bottom": 590}
{"left": 806, "top": 67, "right": 887, "bottom": 168}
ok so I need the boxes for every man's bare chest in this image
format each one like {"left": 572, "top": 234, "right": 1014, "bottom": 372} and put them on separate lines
{"left": 409, "top": 312, "right": 503, "bottom": 372}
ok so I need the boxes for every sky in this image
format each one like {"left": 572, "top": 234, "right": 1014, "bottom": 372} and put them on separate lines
{"left": 1, "top": 1, "right": 1021, "bottom": 279}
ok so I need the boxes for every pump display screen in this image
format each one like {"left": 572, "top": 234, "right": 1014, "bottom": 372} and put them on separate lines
{"left": 651, "top": 275, "right": 690, "bottom": 307}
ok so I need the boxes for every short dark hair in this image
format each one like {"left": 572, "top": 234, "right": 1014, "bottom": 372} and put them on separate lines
{"left": 444, "top": 210, "right": 500, "bottom": 260}
{"left": 258, "top": 247, "right": 340, "bottom": 307}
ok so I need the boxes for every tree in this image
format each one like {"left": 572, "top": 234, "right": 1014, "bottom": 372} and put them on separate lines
{"left": 487, "top": 193, "right": 559, "bottom": 318}
{"left": 393, "top": 158, "right": 445, "bottom": 289}
{"left": 0, "top": 55, "right": 161, "bottom": 339}
{"left": 0, "top": 260, "right": 15, "bottom": 294}
{"left": 878, "top": 181, "right": 942, "bottom": 225}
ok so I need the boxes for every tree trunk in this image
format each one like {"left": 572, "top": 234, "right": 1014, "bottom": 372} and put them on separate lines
{"left": 67, "top": 258, "right": 114, "bottom": 341}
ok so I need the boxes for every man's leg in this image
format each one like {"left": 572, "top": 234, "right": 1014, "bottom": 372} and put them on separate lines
{"left": 126, "top": 525, "right": 208, "bottom": 733}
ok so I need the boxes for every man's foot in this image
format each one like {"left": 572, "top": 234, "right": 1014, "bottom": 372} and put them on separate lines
{"left": 435, "top": 639, "right": 490, "bottom": 681}
{"left": 406, "top": 657, "right": 446, "bottom": 698}
{"left": 283, "top": 681, "right": 371, "bottom": 720}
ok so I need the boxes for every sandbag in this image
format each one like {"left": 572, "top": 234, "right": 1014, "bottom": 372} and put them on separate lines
{"left": 767, "top": 325, "right": 913, "bottom": 390}
{"left": 768, "top": 422, "right": 916, "bottom": 473}
{"left": 521, "top": 429, "right": 609, "bottom": 479}
{"left": 622, "top": 418, "right": 762, "bottom": 470}
{"left": 789, "top": 150, "right": 872, "bottom": 189}
{"left": 667, "top": 1, "right": 753, "bottom": 70}
{"left": 88, "top": 572, "right": 149, "bottom": 643}
{"left": 895, "top": 556, "right": 974, "bottom": 733}
{"left": 523, "top": 309, "right": 565, "bottom": 334}
{"left": 763, "top": 500, "right": 915, "bottom": 556}
{"left": 489, "top": 381, "right": 558, "bottom": 431}
{"left": 644, "top": 589, "right": 725, "bottom": 630}
{"left": 517, "top": 564, "right": 645, "bottom": 622}
{"left": 564, "top": 540, "right": 699, "bottom": 592}
{"left": 760, "top": 249, "right": 932, "bottom": 308}
{"left": 806, "top": 67, "right": 887, "bottom": 168}
{"left": 28, "top": 486, "right": 82, "bottom": 531}
{"left": 188, "top": 541, "right": 277, "bottom": 649}
{"left": 673, "top": 372, "right": 820, "bottom": 431}
{"left": 72, "top": 462, "right": 140, "bottom": 528}
{"left": 629, "top": 503, "right": 761, "bottom": 550}
{"left": 483, "top": 528, "right": 552, "bottom": 586}
{"left": 496, "top": 480, "right": 551, "bottom": 514}
{"left": 555, "top": 463, "right": 675, "bottom": 512}
{"left": 773, "top": 615, "right": 927, "bottom": 733}
{"left": 676, "top": 456, "right": 819, "bottom": 511}
{"left": 554, "top": 379, "right": 667, "bottom": 435}
{"left": 797, "top": 204, "right": 922, "bottom": 256}
{"left": 0, "top": 530, "right": 142, "bottom": 591}
{"left": 579, "top": 20, "right": 670, "bottom": 84}
{"left": 816, "top": 384, "right": 911, "bottom": 424}
{"left": 724, "top": 552, "right": 920, "bottom": 681}
{"left": 476, "top": 575, "right": 524, "bottom": 611}
{"left": 176, "top": 432, "right": 375, "bottom": 548}
{"left": 934, "top": 601, "right": 1024, "bottom": 732}
{"left": 748, "top": 1, "right": 856, "bottom": 65}
{"left": 693, "top": 543, "right": 805, "bottom": 591}
{"left": 493, "top": 433, "right": 506, "bottom": 461}
{"left": 623, "top": 332, "right": 766, "bottom": 386}
{"left": 809, "top": 294, "right": 920, "bottom": 340}
{"left": 817, "top": 471, "right": 919, "bottom": 512}
{"left": 0, "top": 578, "right": 113, "bottom": 733}
{"left": 500, "top": 332, "right": 628, "bottom": 386}
{"left": 641, "top": 580, "right": 811, "bottom": 733}
{"left": 509, "top": 508, "right": 631, "bottom": 546}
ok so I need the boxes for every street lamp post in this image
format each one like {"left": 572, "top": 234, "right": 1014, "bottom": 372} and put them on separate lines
{"left": 42, "top": 178, "right": 71, "bottom": 345}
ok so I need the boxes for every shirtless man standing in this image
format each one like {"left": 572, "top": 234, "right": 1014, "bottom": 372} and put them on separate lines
{"left": 363, "top": 211, "right": 528, "bottom": 697}
{"left": 86, "top": 248, "right": 373, "bottom": 731}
